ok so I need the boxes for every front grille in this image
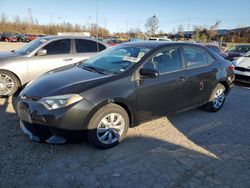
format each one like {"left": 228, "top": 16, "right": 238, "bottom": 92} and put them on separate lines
{"left": 235, "top": 74, "right": 250, "bottom": 82}
{"left": 235, "top": 66, "right": 250, "bottom": 72}
{"left": 22, "top": 121, "right": 53, "bottom": 141}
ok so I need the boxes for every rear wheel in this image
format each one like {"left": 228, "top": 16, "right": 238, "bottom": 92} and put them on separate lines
{"left": 87, "top": 103, "right": 129, "bottom": 149}
{"left": 204, "top": 83, "right": 226, "bottom": 112}
{"left": 0, "top": 70, "right": 20, "bottom": 96}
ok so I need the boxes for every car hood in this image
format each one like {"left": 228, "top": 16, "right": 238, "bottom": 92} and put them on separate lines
{"left": 0, "top": 51, "right": 24, "bottom": 61}
{"left": 22, "top": 65, "right": 112, "bottom": 98}
{"left": 235, "top": 57, "right": 250, "bottom": 68}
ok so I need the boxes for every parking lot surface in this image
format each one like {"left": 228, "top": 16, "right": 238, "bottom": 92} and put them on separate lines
{"left": 0, "top": 43, "right": 250, "bottom": 187}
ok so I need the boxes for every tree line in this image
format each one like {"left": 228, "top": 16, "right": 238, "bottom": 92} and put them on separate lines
{"left": 0, "top": 14, "right": 109, "bottom": 37}
{"left": 144, "top": 15, "right": 250, "bottom": 43}
{"left": 1, "top": 13, "right": 250, "bottom": 43}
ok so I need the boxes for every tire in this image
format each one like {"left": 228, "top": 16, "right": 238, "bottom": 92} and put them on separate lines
{"left": 87, "top": 103, "right": 129, "bottom": 149}
{"left": 0, "top": 70, "right": 20, "bottom": 96}
{"left": 204, "top": 83, "right": 226, "bottom": 112}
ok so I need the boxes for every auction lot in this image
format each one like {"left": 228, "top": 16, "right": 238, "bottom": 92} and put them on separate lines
{"left": 0, "top": 42, "right": 250, "bottom": 187}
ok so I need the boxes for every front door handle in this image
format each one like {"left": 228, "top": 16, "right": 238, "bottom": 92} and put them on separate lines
{"left": 63, "top": 57, "right": 73, "bottom": 61}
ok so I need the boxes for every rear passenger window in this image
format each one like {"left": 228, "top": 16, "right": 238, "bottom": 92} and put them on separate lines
{"left": 75, "top": 39, "right": 97, "bottom": 53}
{"left": 144, "top": 46, "right": 182, "bottom": 74}
{"left": 98, "top": 43, "right": 106, "bottom": 52}
{"left": 43, "top": 39, "right": 70, "bottom": 55}
{"left": 183, "top": 46, "right": 210, "bottom": 68}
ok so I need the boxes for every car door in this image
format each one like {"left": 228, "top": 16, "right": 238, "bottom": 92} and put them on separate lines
{"left": 28, "top": 39, "right": 75, "bottom": 81}
{"left": 72, "top": 39, "right": 101, "bottom": 63}
{"left": 136, "top": 45, "right": 187, "bottom": 122}
{"left": 181, "top": 45, "right": 218, "bottom": 107}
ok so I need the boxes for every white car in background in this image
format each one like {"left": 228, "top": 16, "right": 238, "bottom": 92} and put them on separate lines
{"left": 233, "top": 51, "right": 250, "bottom": 84}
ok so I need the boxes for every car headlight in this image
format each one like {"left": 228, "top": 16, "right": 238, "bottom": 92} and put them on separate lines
{"left": 38, "top": 94, "right": 83, "bottom": 110}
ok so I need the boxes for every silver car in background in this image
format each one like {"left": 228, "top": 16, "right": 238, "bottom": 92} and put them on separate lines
{"left": 0, "top": 36, "right": 108, "bottom": 96}
{"left": 233, "top": 51, "right": 250, "bottom": 84}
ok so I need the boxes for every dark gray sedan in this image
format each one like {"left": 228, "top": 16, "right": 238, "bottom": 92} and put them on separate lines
{"left": 17, "top": 41, "right": 235, "bottom": 149}
{"left": 0, "top": 36, "right": 108, "bottom": 96}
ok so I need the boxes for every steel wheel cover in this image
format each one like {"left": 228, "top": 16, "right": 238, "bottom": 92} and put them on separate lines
{"left": 97, "top": 113, "right": 125, "bottom": 145}
{"left": 0, "top": 73, "right": 15, "bottom": 95}
{"left": 212, "top": 88, "right": 225, "bottom": 109}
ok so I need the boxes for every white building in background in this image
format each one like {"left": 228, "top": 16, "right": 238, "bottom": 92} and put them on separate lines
{"left": 58, "top": 32, "right": 91, "bottom": 37}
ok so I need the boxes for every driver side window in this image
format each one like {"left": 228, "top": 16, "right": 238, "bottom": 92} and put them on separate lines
{"left": 43, "top": 39, "right": 71, "bottom": 55}
{"left": 143, "top": 46, "right": 182, "bottom": 74}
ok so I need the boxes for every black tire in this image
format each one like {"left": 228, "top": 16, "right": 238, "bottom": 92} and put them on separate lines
{"left": 87, "top": 103, "right": 129, "bottom": 149}
{"left": 203, "top": 83, "right": 226, "bottom": 112}
{"left": 0, "top": 70, "right": 20, "bottom": 97}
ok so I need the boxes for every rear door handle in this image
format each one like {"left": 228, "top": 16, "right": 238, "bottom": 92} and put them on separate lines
{"left": 63, "top": 57, "right": 73, "bottom": 61}
{"left": 212, "top": 68, "right": 217, "bottom": 73}
{"left": 178, "top": 76, "right": 186, "bottom": 82}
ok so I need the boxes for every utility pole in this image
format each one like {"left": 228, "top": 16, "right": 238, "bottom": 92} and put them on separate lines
{"left": 126, "top": 19, "right": 128, "bottom": 33}
{"left": 58, "top": 17, "right": 62, "bottom": 25}
{"left": 27, "top": 6, "right": 32, "bottom": 32}
{"left": 96, "top": 0, "right": 99, "bottom": 38}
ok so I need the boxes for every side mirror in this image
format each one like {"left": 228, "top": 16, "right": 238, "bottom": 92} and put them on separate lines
{"left": 37, "top": 49, "right": 47, "bottom": 56}
{"left": 139, "top": 68, "right": 159, "bottom": 79}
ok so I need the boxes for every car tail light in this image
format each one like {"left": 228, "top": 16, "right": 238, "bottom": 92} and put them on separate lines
{"left": 228, "top": 64, "right": 234, "bottom": 71}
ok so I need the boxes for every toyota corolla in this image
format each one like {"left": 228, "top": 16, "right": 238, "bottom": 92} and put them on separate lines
{"left": 17, "top": 42, "right": 234, "bottom": 149}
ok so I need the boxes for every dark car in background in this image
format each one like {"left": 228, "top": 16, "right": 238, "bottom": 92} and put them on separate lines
{"left": 17, "top": 42, "right": 234, "bottom": 149}
{"left": 204, "top": 44, "right": 228, "bottom": 59}
{"left": 226, "top": 44, "right": 250, "bottom": 61}
{"left": 27, "top": 34, "right": 39, "bottom": 41}
{"left": 1, "top": 33, "right": 18, "bottom": 42}
{"left": 17, "top": 34, "right": 29, "bottom": 42}
{"left": 0, "top": 36, "right": 109, "bottom": 96}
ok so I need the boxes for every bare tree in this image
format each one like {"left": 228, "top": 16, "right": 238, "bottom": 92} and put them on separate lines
{"left": 145, "top": 15, "right": 159, "bottom": 37}
{"left": 177, "top": 25, "right": 184, "bottom": 37}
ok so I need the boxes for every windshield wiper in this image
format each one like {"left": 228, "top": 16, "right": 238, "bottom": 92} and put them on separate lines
{"left": 81, "top": 65, "right": 107, "bottom": 75}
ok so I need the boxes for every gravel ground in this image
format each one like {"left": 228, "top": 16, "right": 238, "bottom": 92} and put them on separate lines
{"left": 0, "top": 42, "right": 250, "bottom": 187}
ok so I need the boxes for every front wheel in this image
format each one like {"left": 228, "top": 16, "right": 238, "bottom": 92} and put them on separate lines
{"left": 204, "top": 83, "right": 226, "bottom": 112}
{"left": 0, "top": 71, "right": 20, "bottom": 96}
{"left": 87, "top": 103, "right": 129, "bottom": 149}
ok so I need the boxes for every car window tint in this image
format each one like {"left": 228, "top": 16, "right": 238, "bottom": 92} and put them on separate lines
{"left": 206, "top": 51, "right": 215, "bottom": 64}
{"left": 183, "top": 46, "right": 209, "bottom": 68}
{"left": 43, "top": 39, "right": 70, "bottom": 55}
{"left": 207, "top": 46, "right": 220, "bottom": 54}
{"left": 144, "top": 46, "right": 182, "bottom": 74}
{"left": 98, "top": 43, "right": 106, "bottom": 52}
{"left": 75, "top": 39, "right": 97, "bottom": 53}
{"left": 244, "top": 51, "right": 250, "bottom": 57}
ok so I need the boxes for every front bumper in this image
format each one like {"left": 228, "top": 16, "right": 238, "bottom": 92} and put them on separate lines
{"left": 234, "top": 69, "right": 250, "bottom": 84}
{"left": 20, "top": 120, "right": 81, "bottom": 144}
{"left": 17, "top": 97, "right": 95, "bottom": 143}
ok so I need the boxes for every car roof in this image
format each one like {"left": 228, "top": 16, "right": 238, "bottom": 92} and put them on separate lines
{"left": 40, "top": 36, "right": 109, "bottom": 47}
{"left": 41, "top": 35, "right": 97, "bottom": 40}
{"left": 121, "top": 41, "right": 203, "bottom": 49}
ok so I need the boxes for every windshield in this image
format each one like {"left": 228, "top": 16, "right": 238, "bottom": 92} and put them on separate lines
{"left": 15, "top": 38, "right": 48, "bottom": 54}
{"left": 244, "top": 51, "right": 250, "bottom": 57}
{"left": 81, "top": 45, "right": 150, "bottom": 74}
{"left": 227, "top": 45, "right": 250, "bottom": 53}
